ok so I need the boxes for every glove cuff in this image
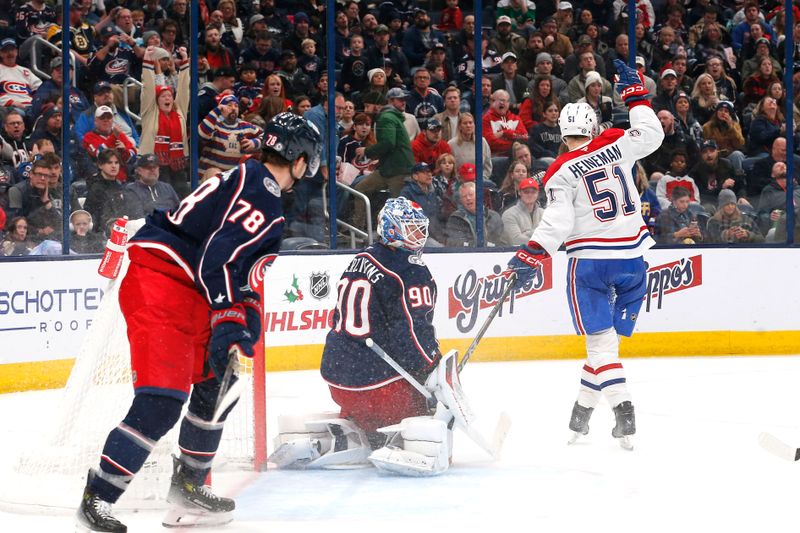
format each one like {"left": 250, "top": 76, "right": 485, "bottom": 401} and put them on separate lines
{"left": 211, "top": 304, "right": 247, "bottom": 328}
{"left": 242, "top": 296, "right": 263, "bottom": 316}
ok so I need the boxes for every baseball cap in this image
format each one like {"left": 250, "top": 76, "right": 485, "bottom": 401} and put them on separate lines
{"left": 412, "top": 162, "right": 432, "bottom": 173}
{"left": 519, "top": 178, "right": 539, "bottom": 190}
{"left": 661, "top": 68, "right": 677, "bottom": 78}
{"left": 502, "top": 52, "right": 517, "bottom": 62}
{"left": 386, "top": 87, "right": 409, "bottom": 99}
{"left": 0, "top": 38, "right": 17, "bottom": 49}
{"left": 95, "top": 105, "right": 114, "bottom": 117}
{"left": 536, "top": 52, "right": 553, "bottom": 65}
{"left": 459, "top": 163, "right": 476, "bottom": 181}
{"left": 294, "top": 12, "right": 310, "bottom": 24}
{"left": 701, "top": 139, "right": 718, "bottom": 151}
{"left": 558, "top": 1, "right": 573, "bottom": 10}
{"left": 99, "top": 26, "right": 119, "bottom": 38}
{"left": 248, "top": 14, "right": 265, "bottom": 27}
{"left": 496, "top": 15, "right": 513, "bottom": 26}
{"left": 136, "top": 153, "right": 160, "bottom": 167}
{"left": 280, "top": 49, "right": 296, "bottom": 59}
{"left": 213, "top": 66, "right": 237, "bottom": 79}
{"left": 426, "top": 118, "right": 442, "bottom": 130}
{"left": 578, "top": 34, "right": 592, "bottom": 46}
{"left": 93, "top": 80, "right": 112, "bottom": 94}
{"left": 432, "top": 41, "right": 446, "bottom": 51}
{"left": 635, "top": 56, "right": 645, "bottom": 67}
{"left": 755, "top": 37, "right": 770, "bottom": 46}
{"left": 374, "top": 24, "right": 390, "bottom": 35}
{"left": 716, "top": 100, "right": 734, "bottom": 113}
{"left": 51, "top": 56, "right": 63, "bottom": 69}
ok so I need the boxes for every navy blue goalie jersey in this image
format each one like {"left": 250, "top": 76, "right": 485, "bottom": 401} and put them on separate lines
{"left": 129, "top": 159, "right": 284, "bottom": 308}
{"left": 321, "top": 243, "right": 440, "bottom": 390}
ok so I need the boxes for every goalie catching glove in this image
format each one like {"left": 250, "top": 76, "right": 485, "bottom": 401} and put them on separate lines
{"left": 613, "top": 59, "right": 649, "bottom": 107}
{"left": 209, "top": 305, "right": 254, "bottom": 379}
{"left": 506, "top": 241, "right": 548, "bottom": 289}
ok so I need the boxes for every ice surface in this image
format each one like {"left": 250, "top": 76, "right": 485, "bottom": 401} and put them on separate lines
{"left": 2, "top": 356, "right": 800, "bottom": 532}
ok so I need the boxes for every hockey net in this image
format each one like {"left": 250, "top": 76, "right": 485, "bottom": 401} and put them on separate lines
{"left": 0, "top": 255, "right": 267, "bottom": 512}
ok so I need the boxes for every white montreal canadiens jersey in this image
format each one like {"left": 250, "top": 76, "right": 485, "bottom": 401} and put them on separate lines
{"left": 532, "top": 105, "right": 664, "bottom": 259}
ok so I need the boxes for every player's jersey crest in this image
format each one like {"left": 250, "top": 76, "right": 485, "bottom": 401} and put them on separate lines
{"left": 408, "top": 253, "right": 425, "bottom": 266}
{"left": 263, "top": 177, "right": 281, "bottom": 197}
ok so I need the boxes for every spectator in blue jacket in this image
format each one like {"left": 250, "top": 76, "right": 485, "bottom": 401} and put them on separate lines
{"left": 399, "top": 162, "right": 445, "bottom": 244}
{"left": 402, "top": 9, "right": 446, "bottom": 68}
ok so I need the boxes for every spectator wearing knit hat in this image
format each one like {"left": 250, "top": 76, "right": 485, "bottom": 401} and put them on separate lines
{"left": 198, "top": 92, "right": 263, "bottom": 177}
{"left": 140, "top": 46, "right": 191, "bottom": 198}
{"left": 566, "top": 50, "right": 611, "bottom": 103}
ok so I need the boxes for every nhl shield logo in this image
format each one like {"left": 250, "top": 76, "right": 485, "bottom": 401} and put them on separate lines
{"left": 309, "top": 272, "right": 330, "bottom": 299}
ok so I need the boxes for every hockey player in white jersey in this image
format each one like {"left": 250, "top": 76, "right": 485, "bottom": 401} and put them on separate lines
{"left": 507, "top": 59, "right": 664, "bottom": 449}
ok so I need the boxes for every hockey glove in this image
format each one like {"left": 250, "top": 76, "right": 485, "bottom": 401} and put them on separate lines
{"left": 506, "top": 241, "right": 547, "bottom": 288}
{"left": 613, "top": 59, "right": 649, "bottom": 107}
{"left": 241, "top": 293, "right": 263, "bottom": 341}
{"left": 208, "top": 305, "right": 254, "bottom": 380}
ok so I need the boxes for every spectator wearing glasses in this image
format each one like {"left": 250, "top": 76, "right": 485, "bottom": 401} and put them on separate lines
{"left": 0, "top": 110, "right": 30, "bottom": 170}
{"left": 483, "top": 90, "right": 528, "bottom": 158}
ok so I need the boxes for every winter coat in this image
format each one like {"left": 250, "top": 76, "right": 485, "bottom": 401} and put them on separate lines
{"left": 689, "top": 157, "right": 741, "bottom": 204}
{"left": 445, "top": 205, "right": 504, "bottom": 247}
{"left": 139, "top": 59, "right": 190, "bottom": 158}
{"left": 364, "top": 106, "right": 415, "bottom": 178}
{"left": 501, "top": 199, "right": 543, "bottom": 245}
{"left": 482, "top": 107, "right": 527, "bottom": 157}
{"left": 655, "top": 205, "right": 698, "bottom": 244}
{"left": 706, "top": 210, "right": 763, "bottom": 243}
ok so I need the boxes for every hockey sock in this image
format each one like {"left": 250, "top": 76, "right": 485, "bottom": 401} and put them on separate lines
{"left": 577, "top": 363, "right": 602, "bottom": 408}
{"left": 585, "top": 328, "right": 632, "bottom": 408}
{"left": 177, "top": 379, "right": 239, "bottom": 482}
{"left": 91, "top": 393, "right": 184, "bottom": 503}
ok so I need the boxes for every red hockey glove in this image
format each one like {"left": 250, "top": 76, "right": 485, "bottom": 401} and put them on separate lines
{"left": 506, "top": 241, "right": 548, "bottom": 288}
{"left": 209, "top": 305, "right": 254, "bottom": 380}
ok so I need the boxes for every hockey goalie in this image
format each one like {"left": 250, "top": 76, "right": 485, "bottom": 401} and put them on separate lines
{"left": 268, "top": 198, "right": 509, "bottom": 476}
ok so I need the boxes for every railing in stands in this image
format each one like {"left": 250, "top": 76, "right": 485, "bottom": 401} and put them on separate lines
{"left": 322, "top": 181, "right": 374, "bottom": 249}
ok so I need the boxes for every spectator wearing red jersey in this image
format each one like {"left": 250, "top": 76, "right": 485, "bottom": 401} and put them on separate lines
{"left": 482, "top": 89, "right": 528, "bottom": 157}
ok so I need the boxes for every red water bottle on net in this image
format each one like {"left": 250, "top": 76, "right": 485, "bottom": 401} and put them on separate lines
{"left": 98, "top": 217, "right": 129, "bottom": 279}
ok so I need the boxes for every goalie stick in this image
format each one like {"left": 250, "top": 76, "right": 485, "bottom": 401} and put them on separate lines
{"left": 365, "top": 338, "right": 510, "bottom": 459}
{"left": 758, "top": 432, "right": 800, "bottom": 462}
{"left": 457, "top": 271, "right": 517, "bottom": 373}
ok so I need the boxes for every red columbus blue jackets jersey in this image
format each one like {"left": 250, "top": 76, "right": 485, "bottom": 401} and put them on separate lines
{"left": 321, "top": 244, "right": 440, "bottom": 390}
{"left": 129, "top": 159, "right": 284, "bottom": 309}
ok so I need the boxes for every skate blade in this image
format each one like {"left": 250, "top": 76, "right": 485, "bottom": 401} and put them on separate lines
{"left": 617, "top": 436, "right": 634, "bottom": 451}
{"left": 162, "top": 508, "right": 233, "bottom": 528}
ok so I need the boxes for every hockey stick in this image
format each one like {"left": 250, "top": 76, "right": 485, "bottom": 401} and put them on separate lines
{"left": 365, "top": 338, "right": 510, "bottom": 459}
{"left": 457, "top": 271, "right": 517, "bottom": 373}
{"left": 758, "top": 432, "right": 800, "bottom": 461}
{"left": 211, "top": 347, "right": 246, "bottom": 424}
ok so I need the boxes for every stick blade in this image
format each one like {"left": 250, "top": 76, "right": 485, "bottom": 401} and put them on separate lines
{"left": 490, "top": 412, "right": 512, "bottom": 460}
{"left": 758, "top": 432, "right": 800, "bottom": 461}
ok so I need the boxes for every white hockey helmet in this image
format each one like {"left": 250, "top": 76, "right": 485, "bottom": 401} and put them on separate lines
{"left": 559, "top": 102, "right": 598, "bottom": 138}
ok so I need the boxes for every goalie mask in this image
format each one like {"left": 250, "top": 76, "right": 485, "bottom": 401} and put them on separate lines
{"left": 262, "top": 112, "right": 322, "bottom": 178}
{"left": 559, "top": 102, "right": 599, "bottom": 138}
{"left": 377, "top": 197, "right": 429, "bottom": 251}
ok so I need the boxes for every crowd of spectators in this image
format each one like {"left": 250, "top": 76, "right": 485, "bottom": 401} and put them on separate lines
{"left": 1, "top": 0, "right": 800, "bottom": 256}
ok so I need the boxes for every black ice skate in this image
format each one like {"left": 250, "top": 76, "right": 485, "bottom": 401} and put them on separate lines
{"left": 162, "top": 455, "right": 235, "bottom": 528}
{"left": 612, "top": 401, "right": 636, "bottom": 450}
{"left": 567, "top": 402, "right": 594, "bottom": 444}
{"left": 75, "top": 470, "right": 127, "bottom": 532}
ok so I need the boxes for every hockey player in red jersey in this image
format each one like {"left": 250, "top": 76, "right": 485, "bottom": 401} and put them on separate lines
{"left": 507, "top": 59, "right": 664, "bottom": 450}
{"left": 76, "top": 113, "right": 321, "bottom": 532}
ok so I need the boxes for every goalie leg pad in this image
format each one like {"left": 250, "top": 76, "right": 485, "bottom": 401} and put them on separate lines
{"left": 269, "top": 415, "right": 372, "bottom": 469}
{"left": 369, "top": 416, "right": 452, "bottom": 477}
